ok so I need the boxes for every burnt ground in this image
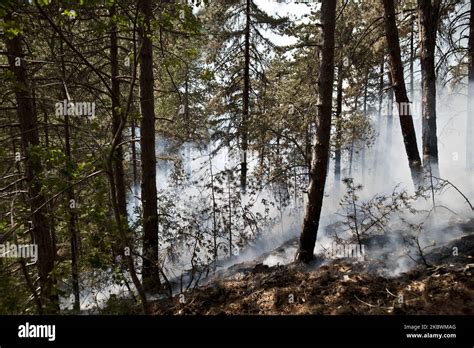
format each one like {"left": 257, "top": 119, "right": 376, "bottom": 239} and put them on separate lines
{"left": 151, "top": 228, "right": 474, "bottom": 315}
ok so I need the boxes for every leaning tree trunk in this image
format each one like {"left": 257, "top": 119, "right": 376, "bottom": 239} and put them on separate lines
{"left": 5, "top": 24, "right": 58, "bottom": 313}
{"left": 296, "top": 0, "right": 337, "bottom": 263}
{"left": 139, "top": 0, "right": 161, "bottom": 292}
{"left": 382, "top": 0, "right": 423, "bottom": 187}
{"left": 417, "top": 0, "right": 440, "bottom": 176}
{"left": 467, "top": 0, "right": 474, "bottom": 171}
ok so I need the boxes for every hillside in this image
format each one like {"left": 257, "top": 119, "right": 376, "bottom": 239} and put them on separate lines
{"left": 151, "top": 225, "right": 474, "bottom": 315}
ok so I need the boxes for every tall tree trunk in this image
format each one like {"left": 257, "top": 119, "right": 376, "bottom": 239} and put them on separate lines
{"left": 373, "top": 54, "right": 384, "bottom": 183}
{"left": 386, "top": 73, "right": 394, "bottom": 178}
{"left": 306, "top": 120, "right": 312, "bottom": 173}
{"left": 349, "top": 97, "right": 357, "bottom": 177}
{"left": 107, "top": 168, "right": 149, "bottom": 313}
{"left": 9, "top": 113, "right": 44, "bottom": 314}
{"left": 382, "top": 0, "right": 423, "bottom": 186}
{"left": 5, "top": 25, "right": 58, "bottom": 313}
{"left": 296, "top": 0, "right": 337, "bottom": 263}
{"left": 131, "top": 115, "right": 139, "bottom": 191}
{"left": 467, "top": 0, "right": 474, "bottom": 171}
{"left": 59, "top": 38, "right": 80, "bottom": 312}
{"left": 139, "top": 0, "right": 160, "bottom": 292}
{"left": 227, "top": 172, "right": 233, "bottom": 258}
{"left": 241, "top": 0, "right": 251, "bottom": 192}
{"left": 208, "top": 154, "right": 218, "bottom": 262}
{"left": 110, "top": 4, "right": 128, "bottom": 223}
{"left": 127, "top": 26, "right": 139, "bottom": 193}
{"left": 417, "top": 0, "right": 440, "bottom": 176}
{"left": 334, "top": 63, "right": 343, "bottom": 186}
{"left": 410, "top": 15, "right": 415, "bottom": 102}
{"left": 63, "top": 104, "right": 80, "bottom": 312}
{"left": 361, "top": 69, "right": 369, "bottom": 181}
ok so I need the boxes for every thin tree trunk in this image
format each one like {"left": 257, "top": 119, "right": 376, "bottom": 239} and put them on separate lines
{"left": 386, "top": 72, "right": 394, "bottom": 177}
{"left": 107, "top": 169, "right": 149, "bottom": 313}
{"left": 58, "top": 39, "right": 80, "bottom": 312}
{"left": 129, "top": 32, "right": 139, "bottom": 192}
{"left": 306, "top": 120, "right": 312, "bottom": 173}
{"left": 241, "top": 0, "right": 251, "bottom": 192}
{"left": 373, "top": 54, "right": 384, "bottom": 183}
{"left": 417, "top": 0, "right": 440, "bottom": 176}
{"left": 104, "top": 2, "right": 149, "bottom": 312}
{"left": 227, "top": 170, "right": 233, "bottom": 258}
{"left": 5, "top": 25, "right": 58, "bottom": 313}
{"left": 361, "top": 69, "right": 369, "bottom": 181}
{"left": 131, "top": 115, "right": 138, "bottom": 191}
{"left": 349, "top": 97, "right": 358, "bottom": 177}
{"left": 208, "top": 153, "right": 218, "bottom": 262}
{"left": 139, "top": 0, "right": 160, "bottom": 292}
{"left": 410, "top": 15, "right": 415, "bottom": 102}
{"left": 382, "top": 0, "right": 423, "bottom": 186}
{"left": 64, "top": 106, "right": 80, "bottom": 312}
{"left": 296, "top": 0, "right": 337, "bottom": 263}
{"left": 110, "top": 4, "right": 128, "bottom": 222}
{"left": 334, "top": 63, "right": 343, "bottom": 186}
{"left": 9, "top": 116, "right": 44, "bottom": 314}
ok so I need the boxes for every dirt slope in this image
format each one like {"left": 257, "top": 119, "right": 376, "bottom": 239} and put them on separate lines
{"left": 153, "top": 234, "right": 474, "bottom": 315}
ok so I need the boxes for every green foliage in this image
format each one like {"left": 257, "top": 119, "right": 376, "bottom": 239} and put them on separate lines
{"left": 337, "top": 179, "right": 420, "bottom": 247}
{"left": 1, "top": 20, "right": 24, "bottom": 39}
{"left": 0, "top": 0, "right": 469, "bottom": 315}
{"left": 0, "top": 265, "right": 31, "bottom": 314}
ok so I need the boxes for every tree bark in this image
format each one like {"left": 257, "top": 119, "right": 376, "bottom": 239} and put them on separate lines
{"left": 64, "top": 108, "right": 80, "bottom": 312}
{"left": 107, "top": 169, "right": 149, "bottom": 313}
{"left": 240, "top": 0, "right": 251, "bottom": 192}
{"left": 410, "top": 15, "right": 415, "bottom": 101}
{"left": 110, "top": 3, "right": 128, "bottom": 223}
{"left": 5, "top": 26, "right": 58, "bottom": 313}
{"left": 361, "top": 69, "right": 369, "bottom": 181}
{"left": 382, "top": 0, "right": 423, "bottom": 186}
{"left": 386, "top": 72, "right": 394, "bottom": 176}
{"left": 467, "top": 0, "right": 474, "bottom": 170}
{"left": 59, "top": 38, "right": 80, "bottom": 312}
{"left": 139, "top": 0, "right": 161, "bottom": 291}
{"left": 131, "top": 113, "right": 139, "bottom": 191}
{"left": 296, "top": 0, "right": 337, "bottom": 263}
{"left": 417, "top": 0, "right": 440, "bottom": 175}
{"left": 373, "top": 54, "right": 384, "bottom": 182}
{"left": 334, "top": 63, "right": 343, "bottom": 186}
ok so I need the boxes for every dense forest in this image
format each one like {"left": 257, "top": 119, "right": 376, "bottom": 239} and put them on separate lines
{"left": 0, "top": 0, "right": 473, "bottom": 315}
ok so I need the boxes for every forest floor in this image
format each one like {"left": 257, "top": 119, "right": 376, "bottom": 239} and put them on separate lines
{"left": 151, "top": 220, "right": 474, "bottom": 315}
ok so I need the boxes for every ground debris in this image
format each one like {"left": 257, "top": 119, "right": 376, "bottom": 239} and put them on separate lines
{"left": 153, "top": 235, "right": 474, "bottom": 315}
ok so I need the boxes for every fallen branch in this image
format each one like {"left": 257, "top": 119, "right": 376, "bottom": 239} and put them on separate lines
{"left": 354, "top": 295, "right": 393, "bottom": 310}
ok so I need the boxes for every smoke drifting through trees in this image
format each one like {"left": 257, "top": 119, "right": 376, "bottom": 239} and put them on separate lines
{"left": 0, "top": 0, "right": 472, "bottom": 315}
